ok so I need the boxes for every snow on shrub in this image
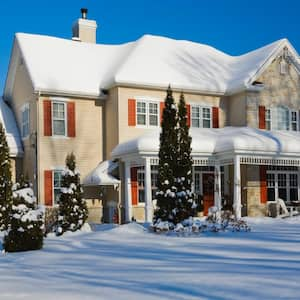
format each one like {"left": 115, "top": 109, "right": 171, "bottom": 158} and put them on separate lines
{"left": 57, "top": 152, "right": 88, "bottom": 235}
{"left": 3, "top": 183, "right": 44, "bottom": 252}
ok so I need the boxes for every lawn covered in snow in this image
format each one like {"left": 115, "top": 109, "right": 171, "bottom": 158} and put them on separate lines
{"left": 1, "top": 217, "right": 300, "bottom": 300}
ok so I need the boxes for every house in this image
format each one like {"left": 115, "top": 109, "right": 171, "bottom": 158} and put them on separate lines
{"left": 2, "top": 9, "right": 300, "bottom": 223}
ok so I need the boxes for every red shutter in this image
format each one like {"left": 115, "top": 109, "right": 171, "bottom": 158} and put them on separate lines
{"left": 128, "top": 99, "right": 136, "bottom": 126}
{"left": 131, "top": 167, "right": 138, "bottom": 205}
{"left": 259, "top": 106, "right": 266, "bottom": 129}
{"left": 186, "top": 104, "right": 191, "bottom": 127}
{"left": 160, "top": 102, "right": 165, "bottom": 125}
{"left": 260, "top": 165, "right": 267, "bottom": 204}
{"left": 67, "top": 102, "right": 76, "bottom": 137}
{"left": 212, "top": 107, "right": 219, "bottom": 128}
{"left": 43, "top": 100, "right": 52, "bottom": 136}
{"left": 44, "top": 170, "right": 53, "bottom": 206}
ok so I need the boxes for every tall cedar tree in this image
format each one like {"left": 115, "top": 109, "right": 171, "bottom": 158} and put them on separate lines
{"left": 154, "top": 86, "right": 179, "bottom": 224}
{"left": 4, "top": 179, "right": 44, "bottom": 252}
{"left": 174, "top": 93, "right": 195, "bottom": 223}
{"left": 57, "top": 153, "right": 88, "bottom": 235}
{"left": 0, "top": 122, "right": 12, "bottom": 231}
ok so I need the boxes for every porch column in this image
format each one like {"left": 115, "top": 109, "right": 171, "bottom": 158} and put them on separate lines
{"left": 144, "top": 157, "right": 153, "bottom": 222}
{"left": 214, "top": 164, "right": 222, "bottom": 213}
{"left": 233, "top": 155, "right": 242, "bottom": 219}
{"left": 124, "top": 161, "right": 132, "bottom": 222}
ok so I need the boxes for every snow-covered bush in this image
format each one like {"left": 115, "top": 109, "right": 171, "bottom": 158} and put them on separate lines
{"left": 3, "top": 182, "right": 44, "bottom": 252}
{"left": 57, "top": 153, "right": 88, "bottom": 235}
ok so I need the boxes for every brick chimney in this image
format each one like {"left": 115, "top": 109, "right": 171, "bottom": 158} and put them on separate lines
{"left": 72, "top": 8, "right": 98, "bottom": 43}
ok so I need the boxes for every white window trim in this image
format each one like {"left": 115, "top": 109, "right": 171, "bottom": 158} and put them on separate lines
{"left": 191, "top": 105, "right": 212, "bottom": 129}
{"left": 136, "top": 99, "right": 160, "bottom": 128}
{"left": 21, "top": 103, "right": 30, "bottom": 139}
{"left": 52, "top": 101, "right": 68, "bottom": 137}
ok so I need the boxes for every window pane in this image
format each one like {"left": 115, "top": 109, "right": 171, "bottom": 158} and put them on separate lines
{"left": 137, "top": 114, "right": 146, "bottom": 125}
{"left": 203, "top": 119, "right": 211, "bottom": 128}
{"left": 278, "top": 188, "right": 287, "bottom": 201}
{"left": 53, "top": 120, "right": 65, "bottom": 135}
{"left": 202, "top": 108, "right": 210, "bottom": 119}
{"left": 53, "top": 103, "right": 65, "bottom": 119}
{"left": 267, "top": 188, "right": 275, "bottom": 201}
{"left": 276, "top": 106, "right": 289, "bottom": 130}
{"left": 149, "top": 115, "right": 158, "bottom": 126}
{"left": 290, "top": 188, "right": 298, "bottom": 201}
{"left": 192, "top": 119, "right": 200, "bottom": 128}
{"left": 149, "top": 103, "right": 158, "bottom": 114}
{"left": 137, "top": 102, "right": 146, "bottom": 113}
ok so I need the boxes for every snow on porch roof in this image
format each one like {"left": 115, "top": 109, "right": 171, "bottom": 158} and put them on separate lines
{"left": 5, "top": 33, "right": 294, "bottom": 98}
{"left": 0, "top": 98, "right": 23, "bottom": 157}
{"left": 111, "top": 127, "right": 300, "bottom": 158}
{"left": 83, "top": 160, "right": 120, "bottom": 186}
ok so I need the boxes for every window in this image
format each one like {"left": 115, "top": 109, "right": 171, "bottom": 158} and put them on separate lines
{"left": 53, "top": 170, "right": 63, "bottom": 204}
{"left": 280, "top": 60, "right": 287, "bottom": 75}
{"left": 267, "top": 169, "right": 299, "bottom": 202}
{"left": 136, "top": 101, "right": 159, "bottom": 127}
{"left": 291, "top": 111, "right": 298, "bottom": 131}
{"left": 21, "top": 104, "right": 29, "bottom": 138}
{"left": 265, "top": 106, "right": 298, "bottom": 131}
{"left": 265, "top": 109, "right": 271, "bottom": 130}
{"left": 191, "top": 106, "right": 211, "bottom": 128}
{"left": 137, "top": 166, "right": 159, "bottom": 204}
{"left": 52, "top": 102, "right": 66, "bottom": 136}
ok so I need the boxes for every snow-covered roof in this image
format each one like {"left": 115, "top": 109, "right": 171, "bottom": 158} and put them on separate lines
{"left": 4, "top": 33, "right": 299, "bottom": 99}
{"left": 0, "top": 98, "right": 23, "bottom": 157}
{"left": 83, "top": 160, "right": 120, "bottom": 186}
{"left": 111, "top": 127, "right": 300, "bottom": 158}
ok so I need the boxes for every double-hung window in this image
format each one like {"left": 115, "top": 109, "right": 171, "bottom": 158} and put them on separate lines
{"left": 53, "top": 170, "right": 63, "bottom": 204}
{"left": 21, "top": 104, "right": 30, "bottom": 138}
{"left": 191, "top": 106, "right": 211, "bottom": 128}
{"left": 136, "top": 101, "right": 159, "bottom": 127}
{"left": 52, "top": 102, "right": 66, "bottom": 136}
{"left": 265, "top": 106, "right": 298, "bottom": 131}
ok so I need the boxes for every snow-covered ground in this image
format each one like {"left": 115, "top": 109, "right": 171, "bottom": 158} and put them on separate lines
{"left": 1, "top": 217, "right": 300, "bottom": 300}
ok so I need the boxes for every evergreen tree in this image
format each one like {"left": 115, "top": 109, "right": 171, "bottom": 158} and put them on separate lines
{"left": 3, "top": 179, "right": 44, "bottom": 252}
{"left": 57, "top": 153, "right": 88, "bottom": 235}
{"left": 174, "top": 92, "right": 196, "bottom": 223}
{"left": 0, "top": 122, "right": 12, "bottom": 231}
{"left": 154, "top": 86, "right": 179, "bottom": 224}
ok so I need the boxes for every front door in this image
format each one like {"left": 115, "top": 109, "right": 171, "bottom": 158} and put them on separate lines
{"left": 202, "top": 173, "right": 214, "bottom": 215}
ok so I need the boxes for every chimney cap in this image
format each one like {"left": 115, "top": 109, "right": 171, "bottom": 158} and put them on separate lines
{"left": 81, "top": 8, "right": 88, "bottom": 19}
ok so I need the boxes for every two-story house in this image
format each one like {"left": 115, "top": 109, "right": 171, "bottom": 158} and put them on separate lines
{"left": 2, "top": 9, "right": 300, "bottom": 223}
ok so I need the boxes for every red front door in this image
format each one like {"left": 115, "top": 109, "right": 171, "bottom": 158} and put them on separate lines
{"left": 202, "top": 173, "right": 214, "bottom": 215}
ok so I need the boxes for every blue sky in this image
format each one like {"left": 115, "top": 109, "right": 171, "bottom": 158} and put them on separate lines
{"left": 1, "top": 0, "right": 299, "bottom": 94}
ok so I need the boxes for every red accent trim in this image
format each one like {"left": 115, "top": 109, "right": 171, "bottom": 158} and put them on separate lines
{"left": 260, "top": 165, "right": 267, "bottom": 204}
{"left": 259, "top": 106, "right": 266, "bottom": 129}
{"left": 67, "top": 102, "right": 76, "bottom": 137}
{"left": 128, "top": 99, "right": 136, "bottom": 126}
{"left": 131, "top": 167, "right": 138, "bottom": 205}
{"left": 212, "top": 107, "right": 219, "bottom": 128}
{"left": 43, "top": 100, "right": 52, "bottom": 136}
{"left": 186, "top": 104, "right": 191, "bottom": 127}
{"left": 44, "top": 170, "right": 53, "bottom": 206}
{"left": 160, "top": 102, "right": 165, "bottom": 125}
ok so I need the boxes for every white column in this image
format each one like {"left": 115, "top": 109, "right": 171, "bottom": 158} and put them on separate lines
{"left": 124, "top": 161, "right": 132, "bottom": 222}
{"left": 233, "top": 155, "right": 242, "bottom": 219}
{"left": 144, "top": 157, "right": 153, "bottom": 223}
{"left": 214, "top": 164, "right": 222, "bottom": 213}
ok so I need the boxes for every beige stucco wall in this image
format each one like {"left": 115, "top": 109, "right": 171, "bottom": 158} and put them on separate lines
{"left": 38, "top": 96, "right": 104, "bottom": 205}
{"left": 10, "top": 57, "right": 37, "bottom": 184}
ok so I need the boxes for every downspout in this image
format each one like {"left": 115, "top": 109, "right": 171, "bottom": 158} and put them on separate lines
{"left": 36, "top": 91, "right": 40, "bottom": 204}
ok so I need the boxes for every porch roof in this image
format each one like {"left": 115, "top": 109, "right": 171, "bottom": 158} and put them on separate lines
{"left": 83, "top": 160, "right": 120, "bottom": 186}
{"left": 111, "top": 127, "right": 300, "bottom": 159}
